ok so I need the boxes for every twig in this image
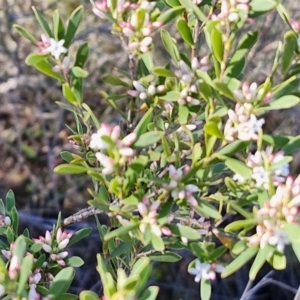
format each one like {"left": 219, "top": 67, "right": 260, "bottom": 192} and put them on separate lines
{"left": 294, "top": 286, "right": 300, "bottom": 300}
{"left": 136, "top": 249, "right": 158, "bottom": 258}
{"left": 62, "top": 207, "right": 104, "bottom": 227}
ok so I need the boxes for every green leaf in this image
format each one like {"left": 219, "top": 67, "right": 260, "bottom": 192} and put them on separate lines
{"left": 249, "top": 245, "right": 273, "bottom": 280}
{"left": 61, "top": 151, "right": 74, "bottom": 163}
{"left": 282, "top": 135, "right": 300, "bottom": 155}
{"left": 68, "top": 227, "right": 92, "bottom": 246}
{"left": 82, "top": 103, "right": 100, "bottom": 128}
{"left": 48, "top": 267, "right": 75, "bottom": 296}
{"left": 25, "top": 54, "right": 65, "bottom": 81}
{"left": 258, "top": 95, "right": 300, "bottom": 112}
{"left": 104, "top": 224, "right": 139, "bottom": 241}
{"left": 13, "top": 25, "right": 37, "bottom": 43}
{"left": 204, "top": 121, "right": 223, "bottom": 139}
{"left": 291, "top": 239, "right": 300, "bottom": 264}
{"left": 122, "top": 275, "right": 140, "bottom": 291}
{"left": 31, "top": 243, "right": 43, "bottom": 253}
{"left": 225, "top": 158, "right": 252, "bottom": 179}
{"left": 102, "top": 75, "right": 130, "bottom": 87}
{"left": 79, "top": 291, "right": 99, "bottom": 300}
{"left": 148, "top": 251, "right": 182, "bottom": 262}
{"left": 282, "top": 31, "right": 298, "bottom": 75}
{"left": 178, "top": 0, "right": 207, "bottom": 22}
{"left": 200, "top": 279, "right": 211, "bottom": 300}
{"left": 161, "top": 29, "right": 180, "bottom": 62}
{"left": 214, "top": 82, "right": 236, "bottom": 101}
{"left": 166, "top": 0, "right": 181, "bottom": 6}
{"left": 139, "top": 286, "right": 159, "bottom": 300}
{"left": 222, "top": 246, "right": 258, "bottom": 278}
{"left": 232, "top": 240, "right": 247, "bottom": 256}
{"left": 178, "top": 105, "right": 189, "bottom": 125}
{"left": 262, "top": 134, "right": 290, "bottom": 149}
{"left": 157, "top": 7, "right": 185, "bottom": 24}
{"left": 176, "top": 19, "right": 194, "bottom": 46}
{"left": 56, "top": 294, "right": 78, "bottom": 300}
{"left": 10, "top": 206, "right": 19, "bottom": 233}
{"left": 13, "top": 235, "right": 27, "bottom": 262}
{"left": 129, "top": 155, "right": 149, "bottom": 172}
{"left": 64, "top": 5, "right": 84, "bottom": 48}
{"left": 134, "top": 107, "right": 153, "bottom": 137}
{"left": 66, "top": 256, "right": 84, "bottom": 267}
{"left": 249, "top": 0, "right": 277, "bottom": 17}
{"left": 134, "top": 131, "right": 163, "bottom": 148}
{"left": 272, "top": 77, "right": 300, "bottom": 100}
{"left": 225, "top": 219, "right": 256, "bottom": 232}
{"left": 131, "top": 257, "right": 150, "bottom": 277}
{"left": 32, "top": 6, "right": 53, "bottom": 37}
{"left": 193, "top": 200, "right": 221, "bottom": 219}
{"left": 53, "top": 10, "right": 65, "bottom": 40}
{"left": 285, "top": 222, "right": 300, "bottom": 243}
{"left": 267, "top": 251, "right": 286, "bottom": 270}
{"left": 151, "top": 234, "right": 165, "bottom": 251}
{"left": 63, "top": 83, "right": 77, "bottom": 104}
{"left": 54, "top": 164, "right": 87, "bottom": 174}
{"left": 160, "top": 91, "right": 181, "bottom": 101}
{"left": 109, "top": 241, "right": 133, "bottom": 259}
{"left": 6, "top": 189, "right": 15, "bottom": 212}
{"left": 211, "top": 28, "right": 224, "bottom": 63}
{"left": 17, "top": 254, "right": 34, "bottom": 295}
{"left": 227, "top": 31, "right": 259, "bottom": 77}
{"left": 152, "top": 67, "right": 176, "bottom": 77}
{"left": 218, "top": 140, "right": 249, "bottom": 156}
{"left": 169, "top": 224, "right": 201, "bottom": 240}
{"left": 141, "top": 52, "right": 154, "bottom": 72}
{"left": 75, "top": 42, "right": 89, "bottom": 68}
{"left": 71, "top": 66, "right": 89, "bottom": 78}
{"left": 72, "top": 77, "right": 83, "bottom": 104}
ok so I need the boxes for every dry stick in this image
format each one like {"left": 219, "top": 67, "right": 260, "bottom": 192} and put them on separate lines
{"left": 62, "top": 207, "right": 104, "bottom": 227}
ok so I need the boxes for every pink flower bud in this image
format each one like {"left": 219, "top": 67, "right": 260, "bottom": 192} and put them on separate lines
{"left": 122, "top": 132, "right": 137, "bottom": 146}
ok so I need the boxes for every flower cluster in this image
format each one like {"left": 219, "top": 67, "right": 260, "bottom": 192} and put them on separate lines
{"left": 89, "top": 123, "right": 137, "bottom": 175}
{"left": 93, "top": 1, "right": 162, "bottom": 54}
{"left": 33, "top": 228, "right": 72, "bottom": 266}
{"left": 249, "top": 176, "right": 300, "bottom": 252}
{"left": 165, "top": 165, "right": 199, "bottom": 207}
{"left": 28, "top": 268, "right": 42, "bottom": 300}
{"left": 127, "top": 80, "right": 165, "bottom": 101}
{"left": 212, "top": 0, "right": 251, "bottom": 23}
{"left": 188, "top": 260, "right": 224, "bottom": 282}
{"left": 234, "top": 148, "right": 290, "bottom": 189}
{"left": 138, "top": 198, "right": 161, "bottom": 237}
{"left": 224, "top": 103, "right": 265, "bottom": 142}
{"left": 174, "top": 59, "right": 208, "bottom": 106}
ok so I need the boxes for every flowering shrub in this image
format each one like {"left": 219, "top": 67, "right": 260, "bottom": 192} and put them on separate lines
{"left": 5, "top": 0, "right": 300, "bottom": 299}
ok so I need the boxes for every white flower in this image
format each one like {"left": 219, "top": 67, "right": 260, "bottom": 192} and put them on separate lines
{"left": 268, "top": 229, "right": 290, "bottom": 252}
{"left": 90, "top": 124, "right": 120, "bottom": 150}
{"left": 43, "top": 38, "right": 67, "bottom": 60}
{"left": 188, "top": 260, "right": 223, "bottom": 282}
{"left": 252, "top": 166, "right": 269, "bottom": 187}
{"left": 236, "top": 114, "right": 265, "bottom": 141}
{"left": 95, "top": 152, "right": 114, "bottom": 175}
